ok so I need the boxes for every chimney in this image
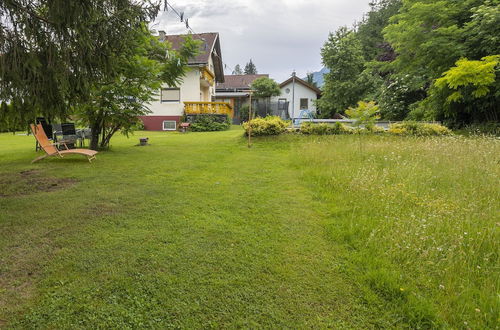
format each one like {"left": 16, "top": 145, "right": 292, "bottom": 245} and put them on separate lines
{"left": 158, "top": 30, "right": 166, "bottom": 41}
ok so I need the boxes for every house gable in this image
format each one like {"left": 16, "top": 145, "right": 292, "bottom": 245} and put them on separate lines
{"left": 163, "top": 32, "right": 224, "bottom": 83}
{"left": 279, "top": 76, "right": 322, "bottom": 96}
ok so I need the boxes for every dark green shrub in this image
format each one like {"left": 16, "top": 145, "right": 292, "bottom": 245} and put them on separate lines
{"left": 461, "top": 122, "right": 500, "bottom": 136}
{"left": 243, "top": 116, "right": 288, "bottom": 136}
{"left": 239, "top": 105, "right": 250, "bottom": 123}
{"left": 190, "top": 114, "right": 231, "bottom": 132}
{"left": 0, "top": 101, "right": 27, "bottom": 133}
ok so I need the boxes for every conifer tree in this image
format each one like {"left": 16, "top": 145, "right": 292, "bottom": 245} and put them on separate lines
{"left": 244, "top": 59, "right": 258, "bottom": 75}
{"left": 0, "top": 0, "right": 198, "bottom": 149}
{"left": 232, "top": 64, "right": 243, "bottom": 75}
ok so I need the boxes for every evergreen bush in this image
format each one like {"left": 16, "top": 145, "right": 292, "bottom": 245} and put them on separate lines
{"left": 190, "top": 114, "right": 231, "bottom": 132}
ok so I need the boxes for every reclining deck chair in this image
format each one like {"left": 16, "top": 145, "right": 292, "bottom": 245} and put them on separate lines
{"left": 30, "top": 124, "right": 98, "bottom": 163}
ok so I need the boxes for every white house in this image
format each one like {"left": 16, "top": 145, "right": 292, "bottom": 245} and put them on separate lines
{"left": 274, "top": 75, "right": 322, "bottom": 119}
{"left": 140, "top": 32, "right": 231, "bottom": 131}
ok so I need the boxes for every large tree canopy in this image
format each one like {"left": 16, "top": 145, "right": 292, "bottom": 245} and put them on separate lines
{"left": 0, "top": 0, "right": 160, "bottom": 116}
{"left": 0, "top": 0, "right": 199, "bottom": 149}
{"left": 78, "top": 30, "right": 199, "bottom": 150}
{"left": 251, "top": 77, "right": 281, "bottom": 99}
{"left": 357, "top": 0, "right": 401, "bottom": 62}
{"left": 317, "top": 27, "right": 366, "bottom": 117}
{"left": 319, "top": 0, "right": 499, "bottom": 127}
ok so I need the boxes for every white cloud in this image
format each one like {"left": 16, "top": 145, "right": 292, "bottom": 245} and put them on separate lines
{"left": 153, "top": 0, "right": 371, "bottom": 81}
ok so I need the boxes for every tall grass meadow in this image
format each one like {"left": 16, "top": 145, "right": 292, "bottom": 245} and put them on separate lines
{"left": 295, "top": 134, "right": 499, "bottom": 328}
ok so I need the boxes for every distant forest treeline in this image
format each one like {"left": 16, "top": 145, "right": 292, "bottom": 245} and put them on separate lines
{"left": 318, "top": 0, "right": 499, "bottom": 127}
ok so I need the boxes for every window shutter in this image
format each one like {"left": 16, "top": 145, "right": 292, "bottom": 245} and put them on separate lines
{"left": 161, "top": 88, "right": 180, "bottom": 102}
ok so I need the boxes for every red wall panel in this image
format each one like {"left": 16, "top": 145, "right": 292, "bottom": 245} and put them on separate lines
{"left": 138, "top": 116, "right": 181, "bottom": 131}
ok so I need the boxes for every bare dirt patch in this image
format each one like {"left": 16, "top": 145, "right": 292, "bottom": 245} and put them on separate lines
{"left": 0, "top": 170, "right": 78, "bottom": 197}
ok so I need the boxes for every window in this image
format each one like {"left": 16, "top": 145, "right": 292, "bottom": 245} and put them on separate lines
{"left": 278, "top": 98, "right": 287, "bottom": 110}
{"left": 161, "top": 88, "right": 180, "bottom": 102}
{"left": 285, "top": 88, "right": 291, "bottom": 94}
{"left": 162, "top": 120, "right": 177, "bottom": 131}
{"left": 300, "top": 98, "right": 309, "bottom": 109}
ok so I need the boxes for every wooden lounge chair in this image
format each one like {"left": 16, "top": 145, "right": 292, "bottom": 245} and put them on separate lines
{"left": 30, "top": 124, "right": 98, "bottom": 163}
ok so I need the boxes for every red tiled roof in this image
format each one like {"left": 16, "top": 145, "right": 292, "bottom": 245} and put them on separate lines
{"left": 164, "top": 33, "right": 218, "bottom": 65}
{"left": 217, "top": 74, "right": 269, "bottom": 90}
{"left": 163, "top": 32, "right": 224, "bottom": 82}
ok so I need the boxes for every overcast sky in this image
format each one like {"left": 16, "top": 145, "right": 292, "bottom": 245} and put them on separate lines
{"left": 153, "top": 0, "right": 372, "bottom": 82}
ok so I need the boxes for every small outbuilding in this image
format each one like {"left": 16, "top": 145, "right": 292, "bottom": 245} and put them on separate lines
{"left": 274, "top": 74, "right": 322, "bottom": 120}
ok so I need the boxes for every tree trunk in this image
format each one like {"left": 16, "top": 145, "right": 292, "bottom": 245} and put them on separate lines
{"left": 99, "top": 126, "right": 119, "bottom": 149}
{"left": 89, "top": 108, "right": 105, "bottom": 150}
{"left": 89, "top": 120, "right": 101, "bottom": 151}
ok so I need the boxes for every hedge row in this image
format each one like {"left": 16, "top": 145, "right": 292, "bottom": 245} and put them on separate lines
{"left": 242, "top": 117, "right": 452, "bottom": 137}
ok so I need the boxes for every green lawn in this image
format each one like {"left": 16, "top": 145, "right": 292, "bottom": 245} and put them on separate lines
{"left": 0, "top": 127, "right": 498, "bottom": 328}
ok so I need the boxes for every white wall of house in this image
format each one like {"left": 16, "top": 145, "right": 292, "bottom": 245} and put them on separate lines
{"left": 207, "top": 56, "right": 216, "bottom": 100}
{"left": 147, "top": 58, "right": 218, "bottom": 117}
{"left": 148, "top": 68, "right": 201, "bottom": 116}
{"left": 273, "top": 81, "right": 318, "bottom": 119}
{"left": 199, "top": 56, "right": 216, "bottom": 102}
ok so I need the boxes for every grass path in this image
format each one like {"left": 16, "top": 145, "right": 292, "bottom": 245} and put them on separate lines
{"left": 1, "top": 129, "right": 370, "bottom": 328}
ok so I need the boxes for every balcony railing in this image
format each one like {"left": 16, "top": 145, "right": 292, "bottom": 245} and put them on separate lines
{"left": 184, "top": 102, "right": 233, "bottom": 117}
